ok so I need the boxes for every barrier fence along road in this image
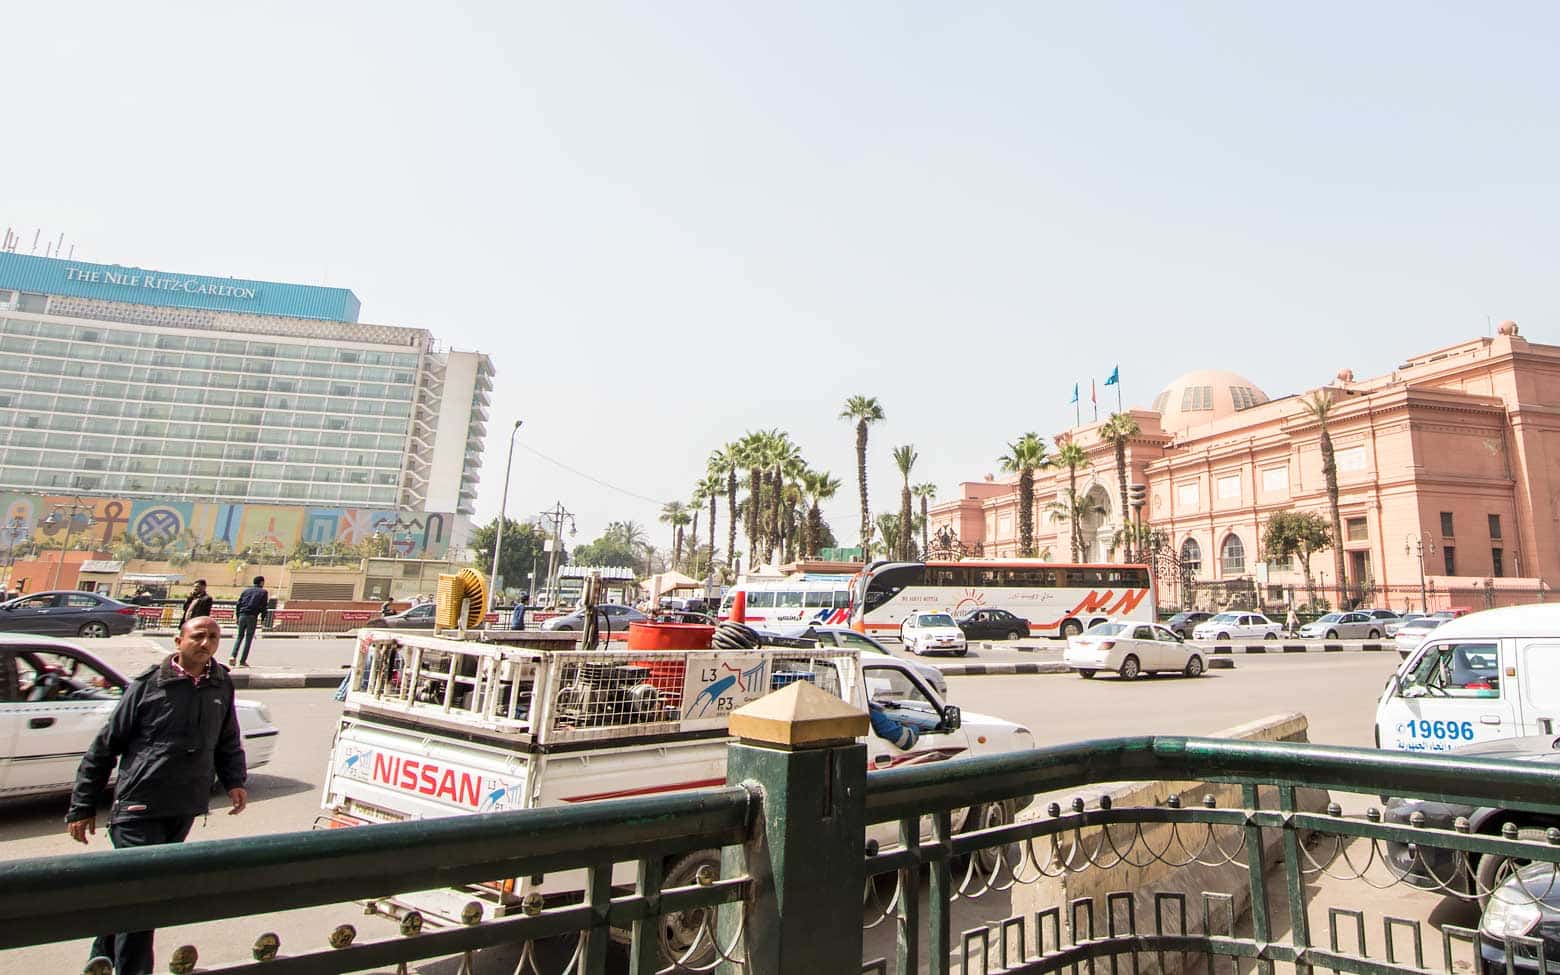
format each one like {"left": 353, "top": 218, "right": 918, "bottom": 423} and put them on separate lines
{"left": 8, "top": 732, "right": 1560, "bottom": 975}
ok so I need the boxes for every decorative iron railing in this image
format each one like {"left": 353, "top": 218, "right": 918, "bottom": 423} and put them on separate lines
{"left": 5, "top": 734, "right": 1560, "bottom": 975}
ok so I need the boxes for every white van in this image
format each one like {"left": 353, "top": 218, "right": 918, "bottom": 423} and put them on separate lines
{"left": 1375, "top": 605, "right": 1560, "bottom": 752}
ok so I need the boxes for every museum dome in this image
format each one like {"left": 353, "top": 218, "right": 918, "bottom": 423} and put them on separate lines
{"left": 1149, "top": 370, "right": 1270, "bottom": 434}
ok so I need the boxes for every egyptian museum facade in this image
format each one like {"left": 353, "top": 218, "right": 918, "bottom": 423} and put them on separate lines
{"left": 927, "top": 324, "right": 1560, "bottom": 612}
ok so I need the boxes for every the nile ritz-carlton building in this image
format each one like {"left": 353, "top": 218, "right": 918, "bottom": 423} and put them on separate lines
{"left": 929, "top": 323, "right": 1560, "bottom": 611}
{"left": 0, "top": 252, "right": 492, "bottom": 560}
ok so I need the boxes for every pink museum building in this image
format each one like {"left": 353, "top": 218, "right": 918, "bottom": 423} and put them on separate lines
{"left": 928, "top": 324, "right": 1559, "bottom": 612}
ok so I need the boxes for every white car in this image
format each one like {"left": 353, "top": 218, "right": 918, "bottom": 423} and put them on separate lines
{"left": 899, "top": 612, "right": 968, "bottom": 656}
{"left": 0, "top": 634, "right": 278, "bottom": 799}
{"left": 760, "top": 625, "right": 950, "bottom": 698}
{"left": 1298, "top": 611, "right": 1385, "bottom": 640}
{"left": 1064, "top": 620, "right": 1206, "bottom": 680}
{"left": 1392, "top": 611, "right": 1461, "bottom": 657}
{"left": 1383, "top": 612, "right": 1424, "bottom": 638}
{"left": 1191, "top": 612, "right": 1283, "bottom": 641}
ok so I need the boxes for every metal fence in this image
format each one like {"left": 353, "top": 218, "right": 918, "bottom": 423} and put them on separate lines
{"left": 5, "top": 735, "right": 1560, "bottom": 975}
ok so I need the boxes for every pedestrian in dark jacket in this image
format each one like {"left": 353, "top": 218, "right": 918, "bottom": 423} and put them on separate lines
{"left": 178, "top": 579, "right": 214, "bottom": 629}
{"left": 231, "top": 575, "right": 268, "bottom": 667}
{"left": 67, "top": 616, "right": 248, "bottom": 975}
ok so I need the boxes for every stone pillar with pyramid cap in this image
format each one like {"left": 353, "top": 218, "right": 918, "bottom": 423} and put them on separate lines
{"left": 718, "top": 680, "right": 869, "bottom": 975}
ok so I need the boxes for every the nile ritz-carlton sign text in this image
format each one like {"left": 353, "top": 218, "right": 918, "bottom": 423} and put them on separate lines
{"left": 63, "top": 265, "right": 258, "bottom": 300}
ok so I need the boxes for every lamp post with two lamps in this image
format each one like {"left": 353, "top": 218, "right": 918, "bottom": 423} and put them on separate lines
{"left": 44, "top": 499, "right": 96, "bottom": 590}
{"left": 1406, "top": 532, "right": 1435, "bottom": 612}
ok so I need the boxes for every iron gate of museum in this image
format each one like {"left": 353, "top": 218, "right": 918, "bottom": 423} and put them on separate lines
{"left": 4, "top": 734, "right": 1560, "bottom": 975}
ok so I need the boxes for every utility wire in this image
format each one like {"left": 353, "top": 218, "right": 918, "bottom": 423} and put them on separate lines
{"left": 515, "top": 442, "right": 670, "bottom": 506}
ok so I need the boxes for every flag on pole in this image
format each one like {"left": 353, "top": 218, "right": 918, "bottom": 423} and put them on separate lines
{"left": 1069, "top": 383, "right": 1079, "bottom": 404}
{"left": 1104, "top": 366, "right": 1119, "bottom": 386}
{"left": 1090, "top": 379, "right": 1097, "bottom": 406}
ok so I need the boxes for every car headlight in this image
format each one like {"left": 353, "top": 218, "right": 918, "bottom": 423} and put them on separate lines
{"left": 1482, "top": 881, "right": 1545, "bottom": 939}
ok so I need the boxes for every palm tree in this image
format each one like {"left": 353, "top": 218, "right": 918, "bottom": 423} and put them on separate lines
{"left": 1046, "top": 490, "right": 1108, "bottom": 559}
{"left": 839, "top": 396, "right": 885, "bottom": 559}
{"left": 696, "top": 471, "right": 724, "bottom": 583}
{"left": 802, "top": 470, "right": 842, "bottom": 558}
{"left": 997, "top": 433, "right": 1049, "bottom": 557}
{"left": 659, "top": 501, "right": 689, "bottom": 570}
{"left": 1053, "top": 438, "right": 1088, "bottom": 562}
{"left": 736, "top": 433, "right": 764, "bottom": 571}
{"left": 765, "top": 432, "right": 803, "bottom": 565}
{"left": 1099, "top": 413, "right": 1141, "bottom": 560}
{"left": 1302, "top": 390, "right": 1348, "bottom": 605}
{"left": 912, "top": 483, "right": 937, "bottom": 554}
{"left": 892, "top": 445, "right": 918, "bottom": 561}
{"left": 708, "top": 446, "right": 741, "bottom": 576}
{"left": 875, "top": 513, "right": 903, "bottom": 560}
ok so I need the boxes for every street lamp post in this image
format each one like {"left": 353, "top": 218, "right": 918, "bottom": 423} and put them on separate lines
{"left": 487, "top": 420, "right": 523, "bottom": 616}
{"left": 45, "top": 499, "right": 95, "bottom": 590}
{"left": 1405, "top": 532, "right": 1435, "bottom": 612}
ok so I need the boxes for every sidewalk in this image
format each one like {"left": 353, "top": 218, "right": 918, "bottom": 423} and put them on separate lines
{"left": 90, "top": 634, "right": 352, "bottom": 689}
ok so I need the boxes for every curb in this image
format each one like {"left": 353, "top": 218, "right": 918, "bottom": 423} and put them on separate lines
{"left": 143, "top": 631, "right": 358, "bottom": 640}
{"left": 229, "top": 671, "right": 343, "bottom": 689}
{"left": 937, "top": 662, "right": 1072, "bottom": 677}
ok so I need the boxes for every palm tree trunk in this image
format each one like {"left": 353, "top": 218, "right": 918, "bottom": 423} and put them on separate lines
{"left": 726, "top": 472, "right": 738, "bottom": 574}
{"left": 1115, "top": 442, "right": 1131, "bottom": 562}
{"left": 856, "top": 420, "right": 870, "bottom": 560}
{"left": 689, "top": 511, "right": 699, "bottom": 571}
{"left": 746, "top": 467, "right": 761, "bottom": 569}
{"left": 1301, "top": 549, "right": 1316, "bottom": 609}
{"left": 1018, "top": 470, "right": 1034, "bottom": 557}
{"left": 808, "top": 503, "right": 822, "bottom": 557}
{"left": 708, "top": 495, "right": 717, "bottom": 583}
{"left": 1067, "top": 467, "right": 1081, "bottom": 561}
{"left": 920, "top": 496, "right": 929, "bottom": 553}
{"left": 1319, "top": 425, "right": 1348, "bottom": 606}
{"left": 898, "top": 482, "right": 912, "bottom": 561}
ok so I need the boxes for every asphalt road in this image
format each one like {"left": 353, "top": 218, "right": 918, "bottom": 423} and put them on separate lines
{"left": 1, "top": 652, "right": 1410, "bottom": 973}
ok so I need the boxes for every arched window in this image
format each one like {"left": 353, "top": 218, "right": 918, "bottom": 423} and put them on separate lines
{"left": 1180, "top": 538, "right": 1202, "bottom": 576}
{"left": 1220, "top": 534, "right": 1245, "bottom": 575}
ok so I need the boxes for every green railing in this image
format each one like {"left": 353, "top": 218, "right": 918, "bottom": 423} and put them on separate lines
{"left": 6, "top": 734, "right": 1560, "bottom": 975}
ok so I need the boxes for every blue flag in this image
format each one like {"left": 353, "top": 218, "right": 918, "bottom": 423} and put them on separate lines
{"left": 1104, "top": 366, "right": 1119, "bottom": 386}
{"left": 1069, "top": 383, "right": 1079, "bottom": 404}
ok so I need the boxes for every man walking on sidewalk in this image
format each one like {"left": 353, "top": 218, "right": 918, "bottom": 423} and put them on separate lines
{"left": 231, "top": 575, "right": 268, "bottom": 667}
{"left": 67, "top": 616, "right": 248, "bottom": 975}
{"left": 178, "top": 579, "right": 213, "bottom": 629}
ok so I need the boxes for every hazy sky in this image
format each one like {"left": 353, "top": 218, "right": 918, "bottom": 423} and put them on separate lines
{"left": 6, "top": 3, "right": 1555, "bottom": 554}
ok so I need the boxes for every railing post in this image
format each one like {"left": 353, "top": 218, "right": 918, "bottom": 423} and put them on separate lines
{"left": 721, "top": 681, "right": 869, "bottom": 975}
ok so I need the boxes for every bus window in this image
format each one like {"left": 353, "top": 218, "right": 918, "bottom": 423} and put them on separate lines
{"left": 748, "top": 591, "right": 776, "bottom": 608}
{"left": 803, "top": 590, "right": 831, "bottom": 608}
{"left": 776, "top": 591, "right": 802, "bottom": 609}
{"left": 864, "top": 564, "right": 926, "bottom": 611}
{"left": 834, "top": 590, "right": 850, "bottom": 608}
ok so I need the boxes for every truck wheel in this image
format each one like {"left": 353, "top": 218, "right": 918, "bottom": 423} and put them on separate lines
{"left": 1475, "top": 828, "right": 1548, "bottom": 909}
{"left": 658, "top": 850, "right": 722, "bottom": 967}
{"left": 966, "top": 802, "right": 1018, "bottom": 874}
{"left": 1119, "top": 655, "right": 1141, "bottom": 680}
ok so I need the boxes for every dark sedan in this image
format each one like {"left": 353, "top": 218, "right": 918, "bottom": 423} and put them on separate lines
{"left": 1385, "top": 736, "right": 1560, "bottom": 905}
{"left": 1165, "top": 611, "right": 1213, "bottom": 639}
{"left": 365, "top": 603, "right": 438, "bottom": 629}
{"left": 956, "top": 608, "right": 1031, "bottom": 641}
{"left": 0, "top": 591, "right": 138, "bottom": 638}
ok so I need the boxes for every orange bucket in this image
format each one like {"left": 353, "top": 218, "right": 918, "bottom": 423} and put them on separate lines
{"left": 626, "top": 622, "right": 715, "bottom": 651}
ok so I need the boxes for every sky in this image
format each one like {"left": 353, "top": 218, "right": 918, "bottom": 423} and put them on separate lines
{"left": 5, "top": 2, "right": 1556, "bottom": 555}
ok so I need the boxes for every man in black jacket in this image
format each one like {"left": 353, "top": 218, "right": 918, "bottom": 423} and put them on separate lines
{"left": 67, "top": 616, "right": 248, "bottom": 975}
{"left": 231, "top": 575, "right": 268, "bottom": 667}
{"left": 178, "top": 579, "right": 214, "bottom": 629}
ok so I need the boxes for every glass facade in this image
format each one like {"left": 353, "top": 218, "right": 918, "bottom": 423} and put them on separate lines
{"left": 0, "top": 317, "right": 421, "bottom": 507}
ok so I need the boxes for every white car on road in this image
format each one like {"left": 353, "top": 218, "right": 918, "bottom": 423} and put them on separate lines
{"left": 899, "top": 612, "right": 969, "bottom": 656}
{"left": 0, "top": 634, "right": 278, "bottom": 799}
{"left": 1299, "top": 611, "right": 1386, "bottom": 640}
{"left": 1064, "top": 620, "right": 1206, "bottom": 680}
{"left": 1191, "top": 612, "right": 1284, "bottom": 641}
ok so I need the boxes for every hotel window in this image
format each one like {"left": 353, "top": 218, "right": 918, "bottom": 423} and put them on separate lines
{"left": 15, "top": 293, "right": 47, "bottom": 313}
{"left": 1335, "top": 446, "right": 1366, "bottom": 472}
{"left": 1492, "top": 548, "right": 1505, "bottom": 578}
{"left": 1444, "top": 546, "right": 1456, "bottom": 576}
{"left": 1489, "top": 514, "right": 1502, "bottom": 539}
{"left": 1440, "top": 512, "right": 1454, "bottom": 537}
{"left": 1220, "top": 534, "right": 1245, "bottom": 574}
{"left": 1177, "top": 482, "right": 1200, "bottom": 509}
{"left": 1217, "top": 475, "right": 1241, "bottom": 501}
{"left": 1261, "top": 466, "right": 1288, "bottom": 494}
{"left": 1346, "top": 518, "right": 1368, "bottom": 542}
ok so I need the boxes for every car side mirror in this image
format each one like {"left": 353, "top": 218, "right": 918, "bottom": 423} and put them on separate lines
{"left": 941, "top": 705, "right": 962, "bottom": 732}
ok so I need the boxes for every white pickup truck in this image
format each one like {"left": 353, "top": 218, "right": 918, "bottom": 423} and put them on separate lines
{"left": 320, "top": 630, "right": 1034, "bottom": 958}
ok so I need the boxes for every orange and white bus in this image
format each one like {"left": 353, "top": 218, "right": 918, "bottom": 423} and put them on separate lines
{"left": 849, "top": 560, "right": 1155, "bottom": 640}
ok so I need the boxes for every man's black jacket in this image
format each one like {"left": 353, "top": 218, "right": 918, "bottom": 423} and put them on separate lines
{"left": 67, "top": 656, "right": 247, "bottom": 824}
{"left": 180, "top": 592, "right": 214, "bottom": 625}
{"left": 235, "top": 586, "right": 268, "bottom": 616}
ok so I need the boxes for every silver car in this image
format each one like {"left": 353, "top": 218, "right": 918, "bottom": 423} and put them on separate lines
{"left": 1298, "top": 611, "right": 1385, "bottom": 640}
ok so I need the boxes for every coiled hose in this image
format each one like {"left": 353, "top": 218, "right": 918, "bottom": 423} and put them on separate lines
{"left": 712, "top": 621, "right": 762, "bottom": 650}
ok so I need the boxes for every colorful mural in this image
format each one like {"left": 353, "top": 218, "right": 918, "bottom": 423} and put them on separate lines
{"left": 0, "top": 493, "right": 454, "bottom": 559}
